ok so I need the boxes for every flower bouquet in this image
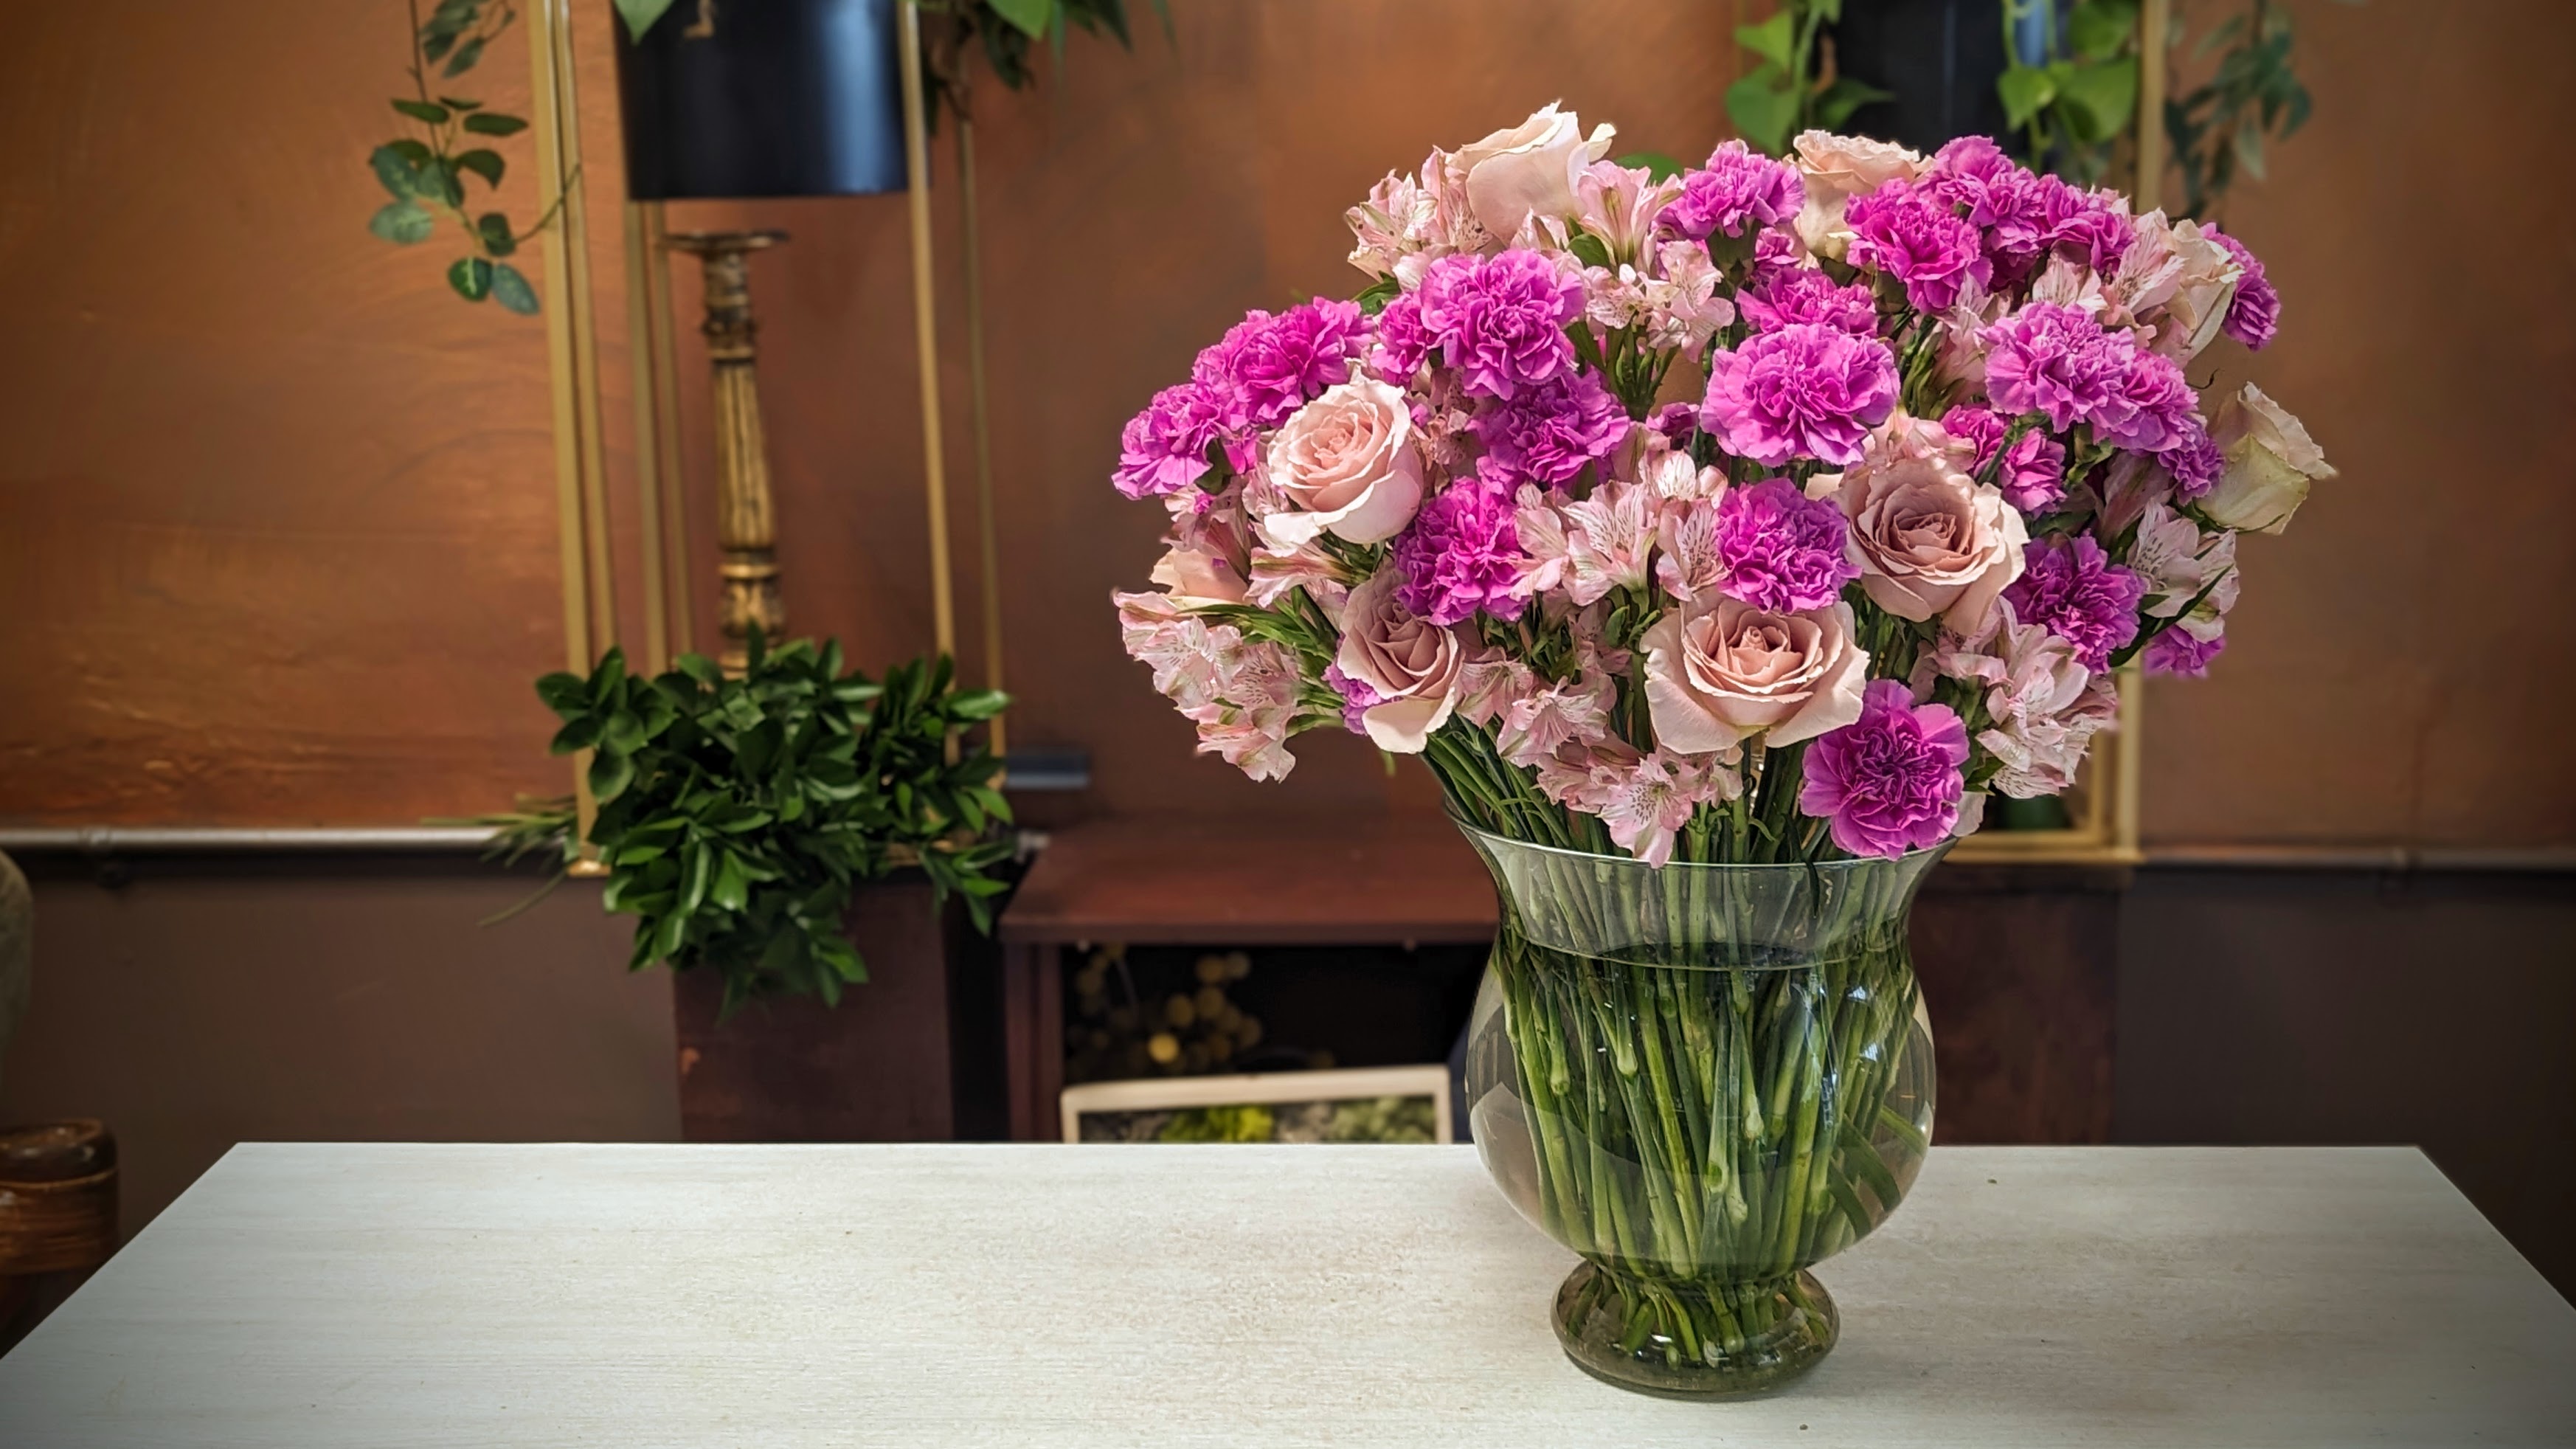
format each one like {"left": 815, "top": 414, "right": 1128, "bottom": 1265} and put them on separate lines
{"left": 1109, "top": 106, "right": 2329, "bottom": 1394}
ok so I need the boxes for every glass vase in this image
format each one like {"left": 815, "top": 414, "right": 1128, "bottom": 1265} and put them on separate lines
{"left": 1457, "top": 815, "right": 1941, "bottom": 1397}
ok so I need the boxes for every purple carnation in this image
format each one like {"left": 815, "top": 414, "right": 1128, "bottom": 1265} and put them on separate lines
{"left": 1368, "top": 291, "right": 1436, "bottom": 381}
{"left": 1981, "top": 302, "right": 2125, "bottom": 432}
{"left": 1738, "top": 264, "right": 1878, "bottom": 336}
{"left": 2161, "top": 423, "right": 2223, "bottom": 501}
{"left": 2094, "top": 348, "right": 2198, "bottom": 454}
{"left": 2036, "top": 176, "right": 2136, "bottom": 273}
{"left": 1700, "top": 322, "right": 1899, "bottom": 468}
{"left": 1713, "top": 477, "right": 1860, "bottom": 612}
{"left": 1416, "top": 249, "right": 1583, "bottom": 400}
{"left": 1323, "top": 661, "right": 1388, "bottom": 734}
{"left": 1661, "top": 139, "right": 1804, "bottom": 242}
{"left": 1845, "top": 179, "right": 1990, "bottom": 313}
{"left": 1973, "top": 168, "right": 2057, "bottom": 277}
{"left": 1930, "top": 135, "right": 2015, "bottom": 188}
{"left": 1800, "top": 679, "right": 1970, "bottom": 859}
{"left": 2143, "top": 628, "right": 2225, "bottom": 678}
{"left": 1472, "top": 370, "right": 1630, "bottom": 486}
{"left": 2203, "top": 225, "right": 2279, "bottom": 350}
{"left": 2003, "top": 534, "right": 2147, "bottom": 671}
{"left": 1942, "top": 404, "right": 2068, "bottom": 513}
{"left": 1113, "top": 381, "right": 1247, "bottom": 499}
{"left": 1196, "top": 300, "right": 1367, "bottom": 429}
{"left": 1391, "top": 480, "right": 1528, "bottom": 626}
{"left": 1648, "top": 400, "right": 1700, "bottom": 449}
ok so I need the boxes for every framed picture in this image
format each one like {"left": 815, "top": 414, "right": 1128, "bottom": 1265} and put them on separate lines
{"left": 1060, "top": 1065, "right": 1455, "bottom": 1145}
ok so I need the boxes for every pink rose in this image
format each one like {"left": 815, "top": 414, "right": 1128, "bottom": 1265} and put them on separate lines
{"left": 1334, "top": 568, "right": 1466, "bottom": 753}
{"left": 1815, "top": 415, "right": 2027, "bottom": 628}
{"left": 1790, "top": 129, "right": 1925, "bottom": 258}
{"left": 1641, "top": 598, "right": 1868, "bottom": 753}
{"left": 1453, "top": 103, "right": 1616, "bottom": 241}
{"left": 1257, "top": 376, "right": 1425, "bottom": 548}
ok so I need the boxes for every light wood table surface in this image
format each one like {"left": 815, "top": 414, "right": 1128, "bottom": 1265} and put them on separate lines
{"left": 2, "top": 1144, "right": 2569, "bottom": 1446}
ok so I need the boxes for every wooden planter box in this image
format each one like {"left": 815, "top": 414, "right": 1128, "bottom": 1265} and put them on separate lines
{"left": 672, "top": 875, "right": 1008, "bottom": 1143}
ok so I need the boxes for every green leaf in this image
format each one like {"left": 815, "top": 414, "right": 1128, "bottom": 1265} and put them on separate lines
{"left": 447, "top": 255, "right": 494, "bottom": 301}
{"left": 369, "top": 200, "right": 435, "bottom": 245}
{"left": 392, "top": 99, "right": 451, "bottom": 125}
{"left": 1725, "top": 65, "right": 1800, "bottom": 157}
{"left": 2057, "top": 57, "right": 2139, "bottom": 143}
{"left": 439, "top": 96, "right": 482, "bottom": 111}
{"left": 1734, "top": 9, "right": 1796, "bottom": 70}
{"left": 536, "top": 671, "right": 588, "bottom": 713}
{"left": 2068, "top": 0, "right": 2139, "bottom": 62}
{"left": 441, "top": 37, "right": 486, "bottom": 78}
{"left": 462, "top": 112, "right": 528, "bottom": 136}
{"left": 1614, "top": 151, "right": 1686, "bottom": 183}
{"left": 1564, "top": 229, "right": 1613, "bottom": 269}
{"left": 988, "top": 0, "right": 1055, "bottom": 37}
{"left": 369, "top": 145, "right": 423, "bottom": 200}
{"left": 491, "top": 263, "right": 540, "bottom": 315}
{"left": 454, "top": 148, "right": 505, "bottom": 188}
{"left": 589, "top": 748, "right": 635, "bottom": 803}
{"left": 1997, "top": 63, "right": 2059, "bottom": 131}
{"left": 476, "top": 212, "right": 517, "bottom": 257}
{"left": 614, "top": 0, "right": 683, "bottom": 42}
{"left": 1813, "top": 76, "right": 1893, "bottom": 132}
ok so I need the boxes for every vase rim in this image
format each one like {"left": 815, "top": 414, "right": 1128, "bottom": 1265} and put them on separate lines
{"left": 1444, "top": 803, "right": 1952, "bottom": 874}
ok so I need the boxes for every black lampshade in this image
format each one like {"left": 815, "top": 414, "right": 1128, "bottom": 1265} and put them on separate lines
{"left": 612, "top": 0, "right": 908, "bottom": 201}
{"left": 1831, "top": 0, "right": 2015, "bottom": 153}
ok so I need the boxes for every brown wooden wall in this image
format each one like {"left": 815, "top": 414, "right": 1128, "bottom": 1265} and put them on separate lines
{"left": 2, "top": 0, "right": 2570, "bottom": 847}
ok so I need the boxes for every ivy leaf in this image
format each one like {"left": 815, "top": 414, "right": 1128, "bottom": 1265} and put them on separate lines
{"left": 1734, "top": 9, "right": 1796, "bottom": 69}
{"left": 369, "top": 145, "right": 424, "bottom": 200}
{"left": 369, "top": 200, "right": 435, "bottom": 245}
{"left": 463, "top": 112, "right": 528, "bottom": 136}
{"left": 2067, "top": 0, "right": 2139, "bottom": 62}
{"left": 454, "top": 148, "right": 505, "bottom": 187}
{"left": 988, "top": 0, "right": 1056, "bottom": 39}
{"left": 448, "top": 255, "right": 495, "bottom": 301}
{"left": 491, "top": 262, "right": 540, "bottom": 315}
{"left": 392, "top": 99, "right": 451, "bottom": 125}
{"left": 2057, "top": 57, "right": 2139, "bottom": 144}
{"left": 1725, "top": 63, "right": 1800, "bottom": 156}
{"left": 442, "top": 37, "right": 487, "bottom": 77}
{"left": 614, "top": 0, "right": 683, "bottom": 42}
{"left": 476, "top": 212, "right": 517, "bottom": 257}
{"left": 439, "top": 96, "right": 482, "bottom": 111}
{"left": 1997, "top": 63, "right": 2058, "bottom": 131}
{"left": 1813, "top": 76, "right": 1893, "bottom": 132}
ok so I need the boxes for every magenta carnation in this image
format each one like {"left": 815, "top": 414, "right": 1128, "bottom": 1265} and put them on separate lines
{"left": 1700, "top": 322, "right": 1899, "bottom": 468}
{"left": 1799, "top": 679, "right": 1970, "bottom": 859}
{"left": 1368, "top": 291, "right": 1436, "bottom": 381}
{"left": 2161, "top": 423, "right": 2223, "bottom": 501}
{"left": 1713, "top": 477, "right": 1860, "bottom": 612}
{"left": 1845, "top": 179, "right": 1990, "bottom": 312}
{"left": 1194, "top": 302, "right": 1366, "bottom": 429}
{"left": 2203, "top": 225, "right": 2279, "bottom": 350}
{"left": 1416, "top": 249, "right": 1583, "bottom": 400}
{"left": 1323, "top": 661, "right": 1388, "bottom": 734}
{"left": 2037, "top": 176, "right": 2136, "bottom": 273}
{"left": 1391, "top": 480, "right": 1528, "bottom": 626}
{"left": 1472, "top": 370, "right": 1630, "bottom": 486}
{"left": 1737, "top": 264, "right": 1879, "bottom": 335}
{"left": 1981, "top": 302, "right": 2125, "bottom": 432}
{"left": 2003, "top": 534, "right": 2147, "bottom": 671}
{"left": 1113, "top": 381, "right": 1247, "bottom": 499}
{"left": 2093, "top": 348, "right": 2198, "bottom": 454}
{"left": 1648, "top": 400, "right": 1700, "bottom": 449}
{"left": 1942, "top": 404, "right": 2068, "bottom": 513}
{"left": 1662, "top": 139, "right": 1804, "bottom": 242}
{"left": 2143, "top": 628, "right": 2225, "bottom": 678}
{"left": 1930, "top": 135, "right": 2014, "bottom": 188}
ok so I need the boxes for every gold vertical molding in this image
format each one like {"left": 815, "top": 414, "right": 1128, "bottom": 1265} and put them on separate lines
{"left": 958, "top": 115, "right": 1006, "bottom": 758}
{"left": 622, "top": 202, "right": 673, "bottom": 671}
{"left": 668, "top": 231, "right": 789, "bottom": 675}
{"left": 898, "top": 0, "right": 959, "bottom": 667}
{"left": 2135, "top": 0, "right": 2170, "bottom": 212}
{"left": 527, "top": 0, "right": 609, "bottom": 859}
{"left": 644, "top": 205, "right": 696, "bottom": 660}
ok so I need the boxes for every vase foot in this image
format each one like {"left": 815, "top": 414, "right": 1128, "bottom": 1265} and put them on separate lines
{"left": 1551, "top": 1261, "right": 1838, "bottom": 1397}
